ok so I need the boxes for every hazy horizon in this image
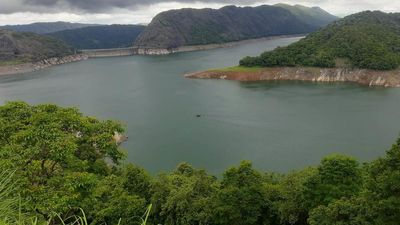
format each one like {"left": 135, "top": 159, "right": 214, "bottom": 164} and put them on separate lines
{"left": 0, "top": 0, "right": 399, "bottom": 26}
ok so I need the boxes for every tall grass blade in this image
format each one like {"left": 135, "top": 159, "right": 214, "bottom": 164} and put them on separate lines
{"left": 0, "top": 170, "right": 17, "bottom": 223}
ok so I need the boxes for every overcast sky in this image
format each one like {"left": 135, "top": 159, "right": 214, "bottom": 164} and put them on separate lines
{"left": 0, "top": 0, "right": 399, "bottom": 25}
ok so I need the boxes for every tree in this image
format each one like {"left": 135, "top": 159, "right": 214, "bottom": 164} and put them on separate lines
{"left": 275, "top": 168, "right": 317, "bottom": 225}
{"left": 151, "top": 162, "right": 218, "bottom": 225}
{"left": 120, "top": 164, "right": 153, "bottom": 200}
{"left": 362, "top": 138, "right": 400, "bottom": 224}
{"left": 308, "top": 198, "right": 373, "bottom": 225}
{"left": 213, "top": 161, "right": 271, "bottom": 225}
{"left": 308, "top": 137, "right": 400, "bottom": 225}
{"left": 303, "top": 154, "right": 362, "bottom": 209}
{"left": 90, "top": 174, "right": 147, "bottom": 225}
{"left": 0, "top": 101, "right": 125, "bottom": 220}
{"left": 1, "top": 101, "right": 400, "bottom": 225}
{"left": 239, "top": 11, "right": 400, "bottom": 70}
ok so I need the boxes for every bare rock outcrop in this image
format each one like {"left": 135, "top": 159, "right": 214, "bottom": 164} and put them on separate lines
{"left": 0, "top": 54, "right": 88, "bottom": 76}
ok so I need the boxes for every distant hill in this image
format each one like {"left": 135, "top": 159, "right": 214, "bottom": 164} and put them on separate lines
{"left": 239, "top": 11, "right": 400, "bottom": 70}
{"left": 274, "top": 4, "right": 338, "bottom": 27}
{"left": 0, "top": 29, "right": 72, "bottom": 64}
{"left": 0, "top": 22, "right": 98, "bottom": 34}
{"left": 134, "top": 4, "right": 338, "bottom": 49}
{"left": 48, "top": 25, "right": 146, "bottom": 49}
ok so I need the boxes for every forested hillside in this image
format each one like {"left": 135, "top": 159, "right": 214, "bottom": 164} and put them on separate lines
{"left": 240, "top": 11, "right": 400, "bottom": 70}
{"left": 1, "top": 102, "right": 399, "bottom": 225}
{"left": 48, "top": 25, "right": 145, "bottom": 49}
{"left": 275, "top": 4, "right": 338, "bottom": 27}
{"left": 0, "top": 29, "right": 72, "bottom": 64}
{"left": 0, "top": 22, "right": 97, "bottom": 34}
{"left": 134, "top": 4, "right": 337, "bottom": 49}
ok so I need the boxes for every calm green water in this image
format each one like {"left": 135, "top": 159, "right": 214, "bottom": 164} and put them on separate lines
{"left": 1, "top": 36, "right": 400, "bottom": 174}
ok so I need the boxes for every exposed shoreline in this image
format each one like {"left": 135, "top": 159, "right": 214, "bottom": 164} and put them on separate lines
{"left": 0, "top": 54, "right": 88, "bottom": 77}
{"left": 0, "top": 35, "right": 304, "bottom": 76}
{"left": 185, "top": 67, "right": 400, "bottom": 88}
{"left": 133, "top": 34, "right": 305, "bottom": 55}
{"left": 79, "top": 34, "right": 305, "bottom": 58}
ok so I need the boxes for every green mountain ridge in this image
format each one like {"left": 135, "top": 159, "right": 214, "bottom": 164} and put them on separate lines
{"left": 0, "top": 29, "right": 73, "bottom": 64}
{"left": 274, "top": 4, "right": 338, "bottom": 27}
{"left": 134, "top": 4, "right": 338, "bottom": 49}
{"left": 0, "top": 21, "right": 99, "bottom": 34}
{"left": 239, "top": 11, "right": 400, "bottom": 70}
{"left": 47, "top": 24, "right": 146, "bottom": 49}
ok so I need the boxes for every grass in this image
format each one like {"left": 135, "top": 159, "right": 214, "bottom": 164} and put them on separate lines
{"left": 209, "top": 66, "right": 264, "bottom": 72}
{"left": 0, "top": 59, "right": 29, "bottom": 66}
{"left": 140, "top": 204, "right": 152, "bottom": 225}
{"left": 0, "top": 170, "right": 17, "bottom": 223}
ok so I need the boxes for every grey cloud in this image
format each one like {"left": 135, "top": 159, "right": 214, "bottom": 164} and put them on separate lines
{"left": 1, "top": 0, "right": 399, "bottom": 16}
{"left": 1, "top": 0, "right": 262, "bottom": 13}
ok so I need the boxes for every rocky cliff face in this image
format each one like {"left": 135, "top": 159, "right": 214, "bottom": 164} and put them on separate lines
{"left": 134, "top": 4, "right": 337, "bottom": 50}
{"left": 185, "top": 67, "right": 400, "bottom": 87}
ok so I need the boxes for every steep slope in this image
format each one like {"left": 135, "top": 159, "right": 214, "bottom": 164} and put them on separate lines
{"left": 239, "top": 11, "right": 400, "bottom": 70}
{"left": 0, "top": 22, "right": 98, "bottom": 34}
{"left": 274, "top": 4, "right": 338, "bottom": 27}
{"left": 48, "top": 25, "right": 145, "bottom": 49}
{"left": 0, "top": 29, "right": 73, "bottom": 64}
{"left": 134, "top": 4, "right": 337, "bottom": 49}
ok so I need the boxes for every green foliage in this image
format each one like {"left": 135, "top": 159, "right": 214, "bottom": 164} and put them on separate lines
{"left": 0, "top": 30, "right": 72, "bottom": 63}
{"left": 308, "top": 142, "right": 400, "bottom": 225}
{"left": 240, "top": 11, "right": 400, "bottom": 70}
{"left": 1, "top": 101, "right": 400, "bottom": 225}
{"left": 89, "top": 174, "right": 147, "bottom": 225}
{"left": 0, "top": 22, "right": 97, "bottom": 34}
{"left": 151, "top": 163, "right": 218, "bottom": 225}
{"left": 0, "top": 101, "right": 125, "bottom": 222}
{"left": 271, "top": 155, "right": 362, "bottom": 225}
{"left": 275, "top": 168, "right": 317, "bottom": 225}
{"left": 134, "top": 5, "right": 336, "bottom": 48}
{"left": 308, "top": 198, "right": 373, "bottom": 225}
{"left": 275, "top": 4, "right": 337, "bottom": 28}
{"left": 120, "top": 164, "right": 153, "bottom": 200}
{"left": 48, "top": 25, "right": 145, "bottom": 49}
{"left": 213, "top": 161, "right": 272, "bottom": 225}
{"left": 303, "top": 154, "right": 363, "bottom": 208}
{"left": 362, "top": 139, "right": 400, "bottom": 224}
{"left": 0, "top": 171, "right": 18, "bottom": 223}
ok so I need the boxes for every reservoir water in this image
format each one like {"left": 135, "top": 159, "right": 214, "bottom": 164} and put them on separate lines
{"left": 1, "top": 36, "right": 400, "bottom": 174}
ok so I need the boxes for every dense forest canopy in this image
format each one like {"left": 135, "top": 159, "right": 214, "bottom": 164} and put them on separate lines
{"left": 134, "top": 4, "right": 337, "bottom": 49}
{"left": 48, "top": 25, "right": 146, "bottom": 49}
{"left": 0, "top": 101, "right": 399, "bottom": 225}
{"left": 240, "top": 11, "right": 400, "bottom": 70}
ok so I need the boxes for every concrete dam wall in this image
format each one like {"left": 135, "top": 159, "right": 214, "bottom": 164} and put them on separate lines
{"left": 81, "top": 48, "right": 136, "bottom": 58}
{"left": 80, "top": 47, "right": 178, "bottom": 57}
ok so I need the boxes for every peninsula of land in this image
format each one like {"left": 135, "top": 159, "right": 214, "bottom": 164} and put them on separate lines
{"left": 187, "top": 11, "right": 400, "bottom": 87}
{"left": 185, "top": 67, "right": 400, "bottom": 87}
